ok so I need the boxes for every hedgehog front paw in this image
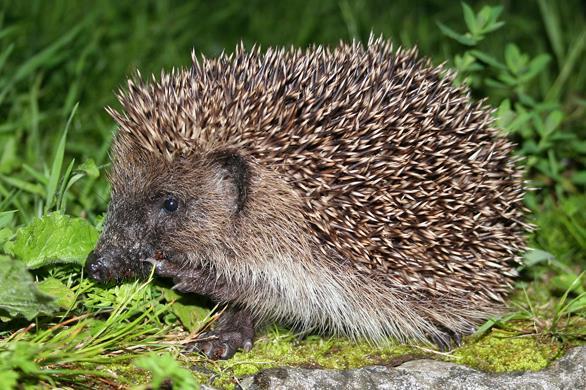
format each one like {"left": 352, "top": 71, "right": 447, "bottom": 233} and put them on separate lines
{"left": 185, "top": 307, "right": 255, "bottom": 360}
{"left": 186, "top": 329, "right": 254, "bottom": 360}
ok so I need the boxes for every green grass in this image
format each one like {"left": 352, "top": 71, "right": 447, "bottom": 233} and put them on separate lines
{"left": 0, "top": 1, "right": 585, "bottom": 388}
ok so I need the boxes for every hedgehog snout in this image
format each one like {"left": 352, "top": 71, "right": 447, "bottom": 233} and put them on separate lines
{"left": 85, "top": 249, "right": 117, "bottom": 283}
{"left": 85, "top": 240, "right": 160, "bottom": 284}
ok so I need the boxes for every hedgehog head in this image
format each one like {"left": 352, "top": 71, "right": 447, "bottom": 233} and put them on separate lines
{"left": 85, "top": 70, "right": 253, "bottom": 283}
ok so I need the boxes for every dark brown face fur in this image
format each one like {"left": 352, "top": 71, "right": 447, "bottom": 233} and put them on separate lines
{"left": 85, "top": 149, "right": 249, "bottom": 285}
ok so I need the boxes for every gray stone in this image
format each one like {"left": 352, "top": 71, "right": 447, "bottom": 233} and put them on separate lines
{"left": 238, "top": 346, "right": 585, "bottom": 390}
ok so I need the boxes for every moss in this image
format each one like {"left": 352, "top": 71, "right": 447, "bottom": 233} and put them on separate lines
{"left": 104, "top": 363, "right": 152, "bottom": 386}
{"left": 178, "top": 325, "right": 573, "bottom": 389}
{"left": 452, "top": 329, "right": 562, "bottom": 372}
{"left": 90, "top": 314, "right": 583, "bottom": 390}
{"left": 64, "top": 324, "right": 574, "bottom": 389}
{"left": 184, "top": 328, "right": 424, "bottom": 388}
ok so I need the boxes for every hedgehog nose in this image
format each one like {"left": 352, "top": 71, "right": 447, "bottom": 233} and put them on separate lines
{"left": 85, "top": 250, "right": 113, "bottom": 283}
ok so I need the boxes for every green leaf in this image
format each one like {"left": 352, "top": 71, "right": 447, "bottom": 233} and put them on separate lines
{"left": 0, "top": 210, "right": 16, "bottom": 229}
{"left": 462, "top": 3, "right": 479, "bottom": 35}
{"left": 523, "top": 248, "right": 555, "bottom": 267}
{"left": 0, "top": 136, "right": 17, "bottom": 174}
{"left": 37, "top": 277, "right": 76, "bottom": 310}
{"left": 5, "top": 212, "right": 98, "bottom": 269}
{"left": 0, "top": 369, "right": 19, "bottom": 389}
{"left": 0, "top": 256, "right": 57, "bottom": 321}
{"left": 0, "top": 228, "right": 13, "bottom": 247}
{"left": 454, "top": 52, "right": 481, "bottom": 74}
{"left": 478, "top": 5, "right": 504, "bottom": 34}
{"left": 538, "top": 0, "right": 564, "bottom": 65}
{"left": 0, "top": 21, "right": 84, "bottom": 105}
{"left": 498, "top": 72, "right": 519, "bottom": 87}
{"left": 0, "top": 175, "right": 45, "bottom": 196}
{"left": 571, "top": 171, "right": 586, "bottom": 185}
{"left": 543, "top": 110, "right": 563, "bottom": 137}
{"left": 469, "top": 50, "right": 506, "bottom": 70}
{"left": 550, "top": 273, "right": 585, "bottom": 295}
{"left": 547, "top": 30, "right": 586, "bottom": 101}
{"left": 22, "top": 164, "right": 49, "bottom": 186}
{"left": 134, "top": 353, "right": 200, "bottom": 390}
{"left": 0, "top": 342, "right": 42, "bottom": 375}
{"left": 564, "top": 294, "right": 586, "bottom": 315}
{"left": 504, "top": 44, "right": 525, "bottom": 74}
{"left": 78, "top": 159, "right": 100, "bottom": 179}
{"left": 436, "top": 21, "right": 478, "bottom": 46}
{"left": 519, "top": 54, "right": 550, "bottom": 83}
{"left": 163, "top": 288, "right": 209, "bottom": 332}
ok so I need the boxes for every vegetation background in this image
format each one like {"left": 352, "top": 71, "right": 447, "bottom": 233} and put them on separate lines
{"left": 0, "top": 0, "right": 584, "bottom": 388}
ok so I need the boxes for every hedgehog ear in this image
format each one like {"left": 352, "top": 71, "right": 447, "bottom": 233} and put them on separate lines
{"left": 211, "top": 150, "right": 250, "bottom": 213}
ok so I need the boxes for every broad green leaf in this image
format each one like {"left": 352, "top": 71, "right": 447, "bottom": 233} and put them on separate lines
{"left": 0, "top": 210, "right": 16, "bottom": 229}
{"left": 163, "top": 288, "right": 209, "bottom": 332}
{"left": 0, "top": 228, "right": 13, "bottom": 247}
{"left": 523, "top": 248, "right": 555, "bottom": 267}
{"left": 5, "top": 212, "right": 98, "bottom": 269}
{"left": 37, "top": 277, "right": 76, "bottom": 310}
{"left": 0, "top": 256, "right": 57, "bottom": 321}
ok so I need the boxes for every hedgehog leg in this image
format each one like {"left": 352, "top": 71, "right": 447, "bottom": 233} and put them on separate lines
{"left": 185, "top": 307, "right": 255, "bottom": 360}
{"left": 144, "top": 256, "right": 234, "bottom": 299}
{"left": 144, "top": 258, "right": 255, "bottom": 359}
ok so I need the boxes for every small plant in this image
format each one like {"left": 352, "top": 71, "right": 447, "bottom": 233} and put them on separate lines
{"left": 437, "top": 1, "right": 586, "bottom": 347}
{"left": 438, "top": 2, "right": 586, "bottom": 202}
{"left": 134, "top": 353, "right": 200, "bottom": 390}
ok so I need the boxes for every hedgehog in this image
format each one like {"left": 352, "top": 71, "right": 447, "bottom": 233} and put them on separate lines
{"left": 85, "top": 36, "right": 529, "bottom": 360}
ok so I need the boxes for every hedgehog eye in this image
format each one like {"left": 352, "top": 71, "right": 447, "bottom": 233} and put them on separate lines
{"left": 162, "top": 196, "right": 179, "bottom": 212}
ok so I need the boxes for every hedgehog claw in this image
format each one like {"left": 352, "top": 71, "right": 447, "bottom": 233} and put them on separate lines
{"left": 184, "top": 308, "right": 255, "bottom": 360}
{"left": 430, "top": 327, "right": 471, "bottom": 351}
{"left": 430, "top": 332, "right": 452, "bottom": 352}
{"left": 186, "top": 330, "right": 254, "bottom": 360}
{"left": 452, "top": 332, "right": 462, "bottom": 347}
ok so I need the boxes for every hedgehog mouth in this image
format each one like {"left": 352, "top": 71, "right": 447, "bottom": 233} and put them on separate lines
{"left": 139, "top": 249, "right": 191, "bottom": 282}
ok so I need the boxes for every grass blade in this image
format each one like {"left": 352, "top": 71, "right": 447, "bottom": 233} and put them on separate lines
{"left": 45, "top": 103, "right": 78, "bottom": 214}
